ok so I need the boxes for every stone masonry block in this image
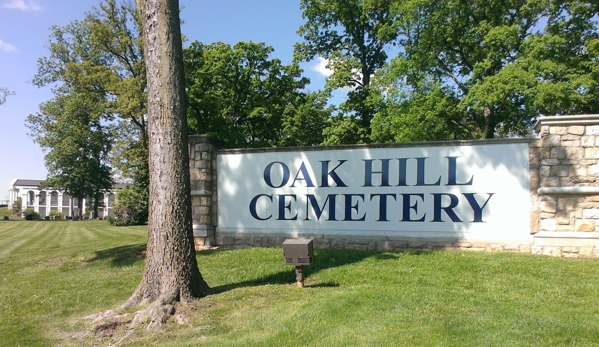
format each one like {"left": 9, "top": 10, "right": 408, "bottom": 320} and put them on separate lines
{"left": 568, "top": 125, "right": 585, "bottom": 135}
{"left": 541, "top": 159, "right": 560, "bottom": 165}
{"left": 541, "top": 177, "right": 560, "bottom": 187}
{"left": 585, "top": 148, "right": 599, "bottom": 159}
{"left": 582, "top": 209, "right": 599, "bottom": 219}
{"left": 539, "top": 166, "right": 551, "bottom": 178}
{"left": 550, "top": 147, "right": 566, "bottom": 159}
{"left": 540, "top": 219, "right": 557, "bottom": 231}
{"left": 541, "top": 201, "right": 557, "bottom": 213}
{"left": 575, "top": 219, "right": 596, "bottom": 232}
{"left": 556, "top": 211, "right": 571, "bottom": 225}
{"left": 543, "top": 135, "right": 562, "bottom": 147}
{"left": 576, "top": 166, "right": 588, "bottom": 176}
{"left": 565, "top": 147, "right": 584, "bottom": 159}
{"left": 562, "top": 139, "right": 581, "bottom": 147}
{"left": 586, "top": 125, "right": 599, "bottom": 135}
{"left": 562, "top": 134, "right": 582, "bottom": 142}
{"left": 581, "top": 136, "right": 595, "bottom": 147}
{"left": 550, "top": 165, "right": 571, "bottom": 177}
{"left": 549, "top": 127, "right": 567, "bottom": 135}
{"left": 589, "top": 165, "right": 599, "bottom": 175}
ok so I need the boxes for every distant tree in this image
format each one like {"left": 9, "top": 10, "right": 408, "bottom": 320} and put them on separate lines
{"left": 184, "top": 41, "right": 326, "bottom": 147}
{"left": 11, "top": 197, "right": 22, "bottom": 216}
{"left": 295, "top": 0, "right": 401, "bottom": 143}
{"left": 123, "top": 0, "right": 210, "bottom": 324}
{"left": 34, "top": 0, "right": 146, "bottom": 141}
{"left": 26, "top": 91, "right": 113, "bottom": 218}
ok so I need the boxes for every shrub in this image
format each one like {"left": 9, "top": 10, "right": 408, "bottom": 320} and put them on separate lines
{"left": 108, "top": 185, "right": 148, "bottom": 226}
{"left": 11, "top": 197, "right": 22, "bottom": 216}
{"left": 49, "top": 210, "right": 64, "bottom": 220}
{"left": 2, "top": 216, "right": 8, "bottom": 221}
{"left": 22, "top": 208, "right": 40, "bottom": 220}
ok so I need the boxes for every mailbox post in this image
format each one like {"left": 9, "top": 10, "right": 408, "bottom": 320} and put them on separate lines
{"left": 282, "top": 239, "right": 314, "bottom": 288}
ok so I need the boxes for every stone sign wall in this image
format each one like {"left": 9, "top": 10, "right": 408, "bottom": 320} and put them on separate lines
{"left": 188, "top": 115, "right": 599, "bottom": 258}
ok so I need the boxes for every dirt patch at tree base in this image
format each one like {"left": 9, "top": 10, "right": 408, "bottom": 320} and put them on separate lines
{"left": 61, "top": 302, "right": 208, "bottom": 346}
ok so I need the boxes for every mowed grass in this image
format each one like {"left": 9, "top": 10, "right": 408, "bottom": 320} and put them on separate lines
{"left": 1, "top": 221, "right": 599, "bottom": 346}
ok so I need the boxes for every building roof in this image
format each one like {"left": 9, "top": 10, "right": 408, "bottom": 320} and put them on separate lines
{"left": 11, "top": 179, "right": 129, "bottom": 190}
{"left": 13, "top": 179, "right": 44, "bottom": 187}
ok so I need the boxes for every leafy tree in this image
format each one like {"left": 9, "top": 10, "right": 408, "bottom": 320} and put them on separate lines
{"left": 279, "top": 90, "right": 332, "bottom": 147}
{"left": 373, "top": 0, "right": 598, "bottom": 141}
{"left": 26, "top": 91, "right": 113, "bottom": 218}
{"left": 33, "top": 0, "right": 146, "bottom": 139}
{"left": 184, "top": 41, "right": 324, "bottom": 147}
{"left": 511, "top": 0, "right": 599, "bottom": 116}
{"left": 371, "top": 77, "right": 465, "bottom": 142}
{"left": 295, "top": 0, "right": 401, "bottom": 143}
{"left": 124, "top": 0, "right": 210, "bottom": 324}
{"left": 33, "top": 0, "right": 149, "bottom": 221}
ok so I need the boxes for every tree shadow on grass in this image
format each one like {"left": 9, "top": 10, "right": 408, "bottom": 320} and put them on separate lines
{"left": 86, "top": 243, "right": 146, "bottom": 267}
{"left": 210, "top": 248, "right": 433, "bottom": 294}
{"left": 84, "top": 245, "right": 432, "bottom": 290}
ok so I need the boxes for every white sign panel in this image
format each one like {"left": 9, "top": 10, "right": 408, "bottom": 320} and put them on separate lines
{"left": 217, "top": 143, "right": 530, "bottom": 241}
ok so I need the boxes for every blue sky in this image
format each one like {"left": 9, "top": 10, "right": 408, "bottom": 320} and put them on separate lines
{"left": 0, "top": 0, "right": 333, "bottom": 199}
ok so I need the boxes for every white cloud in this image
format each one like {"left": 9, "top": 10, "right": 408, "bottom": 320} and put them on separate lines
{"left": 0, "top": 38, "right": 17, "bottom": 52}
{"left": 2, "top": 0, "right": 42, "bottom": 11}
{"left": 311, "top": 57, "right": 334, "bottom": 77}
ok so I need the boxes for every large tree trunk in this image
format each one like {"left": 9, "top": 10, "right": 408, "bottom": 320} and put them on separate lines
{"left": 125, "top": 0, "right": 210, "bottom": 309}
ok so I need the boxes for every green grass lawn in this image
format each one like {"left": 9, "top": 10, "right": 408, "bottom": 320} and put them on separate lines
{"left": 1, "top": 220, "right": 599, "bottom": 346}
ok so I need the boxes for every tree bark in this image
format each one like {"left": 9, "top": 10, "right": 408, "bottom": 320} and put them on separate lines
{"left": 125, "top": 0, "right": 210, "bottom": 308}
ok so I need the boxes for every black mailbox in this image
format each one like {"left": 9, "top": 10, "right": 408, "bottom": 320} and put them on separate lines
{"left": 283, "top": 239, "right": 314, "bottom": 266}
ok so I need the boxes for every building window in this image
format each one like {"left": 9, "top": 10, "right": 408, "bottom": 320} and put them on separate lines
{"left": 51, "top": 191, "right": 59, "bottom": 206}
{"left": 28, "top": 191, "right": 35, "bottom": 206}
{"left": 62, "top": 193, "right": 70, "bottom": 207}
{"left": 108, "top": 193, "right": 116, "bottom": 207}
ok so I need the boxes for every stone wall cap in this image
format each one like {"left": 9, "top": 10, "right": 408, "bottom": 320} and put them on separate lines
{"left": 538, "top": 187, "right": 599, "bottom": 195}
{"left": 534, "top": 231, "right": 599, "bottom": 239}
{"left": 534, "top": 114, "right": 599, "bottom": 132}
{"left": 217, "top": 137, "right": 537, "bottom": 155}
{"left": 191, "top": 190, "right": 211, "bottom": 196}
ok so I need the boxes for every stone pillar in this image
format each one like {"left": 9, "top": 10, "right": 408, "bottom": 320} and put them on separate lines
{"left": 188, "top": 135, "right": 225, "bottom": 249}
{"left": 534, "top": 115, "right": 599, "bottom": 257}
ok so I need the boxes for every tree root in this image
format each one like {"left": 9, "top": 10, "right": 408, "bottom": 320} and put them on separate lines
{"left": 78, "top": 300, "right": 195, "bottom": 346}
{"left": 130, "top": 301, "right": 176, "bottom": 329}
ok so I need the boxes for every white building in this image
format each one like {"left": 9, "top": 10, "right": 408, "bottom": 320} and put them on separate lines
{"left": 7, "top": 179, "right": 125, "bottom": 219}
